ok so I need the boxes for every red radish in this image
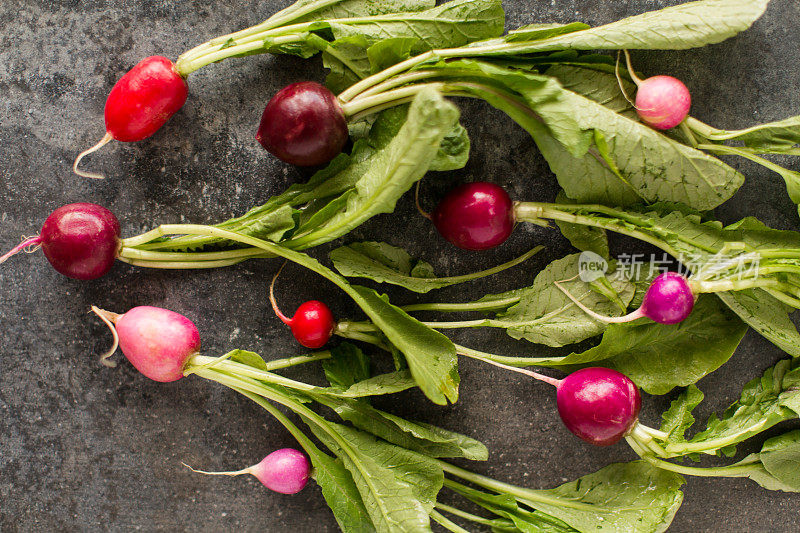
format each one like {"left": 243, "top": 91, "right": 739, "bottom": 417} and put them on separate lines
{"left": 185, "top": 448, "right": 311, "bottom": 494}
{"left": 256, "top": 81, "right": 348, "bottom": 166}
{"left": 557, "top": 271, "right": 695, "bottom": 325}
{"left": 269, "top": 266, "right": 335, "bottom": 349}
{"left": 477, "top": 359, "right": 640, "bottom": 446}
{"left": 73, "top": 56, "right": 188, "bottom": 179}
{"left": 555, "top": 367, "right": 641, "bottom": 446}
{"left": 92, "top": 305, "right": 201, "bottom": 382}
{"left": 431, "top": 182, "right": 516, "bottom": 251}
{"left": 1, "top": 203, "right": 120, "bottom": 280}
{"left": 619, "top": 50, "right": 691, "bottom": 130}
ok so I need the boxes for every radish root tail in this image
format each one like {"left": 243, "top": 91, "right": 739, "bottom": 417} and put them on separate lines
{"left": 269, "top": 262, "right": 293, "bottom": 325}
{"left": 415, "top": 180, "right": 432, "bottom": 220}
{"left": 73, "top": 133, "right": 113, "bottom": 180}
{"left": 554, "top": 278, "right": 645, "bottom": 324}
{"left": 181, "top": 462, "right": 250, "bottom": 477}
{"left": 91, "top": 305, "right": 122, "bottom": 367}
{"left": 0, "top": 236, "right": 43, "bottom": 265}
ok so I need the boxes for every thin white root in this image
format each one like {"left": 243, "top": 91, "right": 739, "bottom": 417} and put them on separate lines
{"left": 554, "top": 279, "right": 645, "bottom": 323}
{"left": 623, "top": 49, "right": 644, "bottom": 86}
{"left": 73, "top": 133, "right": 113, "bottom": 179}
{"left": 91, "top": 305, "right": 121, "bottom": 367}
{"left": 181, "top": 462, "right": 250, "bottom": 477}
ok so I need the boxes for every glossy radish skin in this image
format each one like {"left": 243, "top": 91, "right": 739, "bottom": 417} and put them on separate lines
{"left": 250, "top": 449, "right": 311, "bottom": 494}
{"left": 557, "top": 367, "right": 641, "bottom": 446}
{"left": 115, "top": 306, "right": 201, "bottom": 382}
{"left": 40, "top": 203, "right": 121, "bottom": 280}
{"left": 635, "top": 75, "right": 691, "bottom": 130}
{"left": 287, "top": 300, "right": 336, "bottom": 349}
{"left": 256, "top": 81, "right": 348, "bottom": 166}
{"left": 432, "top": 182, "right": 516, "bottom": 251}
{"left": 640, "top": 272, "right": 695, "bottom": 324}
{"left": 105, "top": 56, "right": 188, "bottom": 142}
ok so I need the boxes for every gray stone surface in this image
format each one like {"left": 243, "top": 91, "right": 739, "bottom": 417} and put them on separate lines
{"left": 1, "top": 0, "right": 799, "bottom": 531}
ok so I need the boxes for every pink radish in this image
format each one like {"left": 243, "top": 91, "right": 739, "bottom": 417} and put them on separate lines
{"left": 92, "top": 305, "right": 200, "bottom": 382}
{"left": 269, "top": 265, "right": 336, "bottom": 349}
{"left": 430, "top": 182, "right": 516, "bottom": 251}
{"left": 256, "top": 81, "right": 348, "bottom": 166}
{"left": 619, "top": 50, "right": 691, "bottom": 130}
{"left": 74, "top": 56, "right": 188, "bottom": 179}
{"left": 0, "top": 203, "right": 120, "bottom": 280}
{"left": 185, "top": 448, "right": 311, "bottom": 494}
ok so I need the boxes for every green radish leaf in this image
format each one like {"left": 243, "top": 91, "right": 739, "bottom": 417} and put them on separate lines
{"left": 329, "top": 241, "right": 539, "bottom": 293}
{"left": 290, "top": 0, "right": 435, "bottom": 22}
{"left": 335, "top": 370, "right": 417, "bottom": 398}
{"left": 738, "top": 430, "right": 800, "bottom": 492}
{"left": 304, "top": 444, "right": 377, "bottom": 532}
{"left": 504, "top": 22, "right": 590, "bottom": 42}
{"left": 659, "top": 385, "right": 705, "bottom": 443}
{"left": 465, "top": 0, "right": 769, "bottom": 53}
{"left": 534, "top": 294, "right": 747, "bottom": 395}
{"left": 323, "top": 342, "right": 371, "bottom": 389}
{"left": 428, "top": 120, "right": 470, "bottom": 171}
{"left": 664, "top": 359, "right": 800, "bottom": 458}
{"left": 716, "top": 290, "right": 800, "bottom": 358}
{"left": 703, "top": 115, "right": 800, "bottom": 154}
{"left": 226, "top": 349, "right": 269, "bottom": 371}
{"left": 307, "top": 421, "right": 443, "bottom": 533}
{"left": 349, "top": 285, "right": 459, "bottom": 405}
{"left": 287, "top": 88, "right": 460, "bottom": 249}
{"left": 529, "top": 461, "right": 684, "bottom": 533}
{"left": 544, "top": 64, "right": 637, "bottom": 118}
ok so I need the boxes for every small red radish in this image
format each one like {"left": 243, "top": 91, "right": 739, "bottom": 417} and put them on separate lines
{"left": 557, "top": 271, "right": 695, "bottom": 325}
{"left": 619, "top": 50, "right": 691, "bottom": 130}
{"left": 479, "top": 360, "right": 640, "bottom": 446}
{"left": 184, "top": 448, "right": 311, "bottom": 494}
{"left": 1, "top": 203, "right": 121, "bottom": 280}
{"left": 269, "top": 265, "right": 336, "bottom": 349}
{"left": 431, "top": 182, "right": 516, "bottom": 251}
{"left": 74, "top": 56, "right": 188, "bottom": 179}
{"left": 555, "top": 367, "right": 641, "bottom": 446}
{"left": 92, "top": 305, "right": 201, "bottom": 382}
{"left": 256, "top": 81, "right": 348, "bottom": 167}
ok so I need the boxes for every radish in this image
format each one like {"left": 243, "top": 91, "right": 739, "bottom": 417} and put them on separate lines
{"left": 0, "top": 203, "right": 121, "bottom": 280}
{"left": 478, "top": 360, "right": 640, "bottom": 446}
{"left": 73, "top": 56, "right": 188, "bottom": 179}
{"left": 557, "top": 271, "right": 695, "bottom": 325}
{"left": 618, "top": 50, "right": 691, "bottom": 131}
{"left": 269, "top": 265, "right": 336, "bottom": 349}
{"left": 184, "top": 448, "right": 311, "bottom": 494}
{"left": 429, "top": 182, "right": 516, "bottom": 251}
{"left": 256, "top": 82, "right": 349, "bottom": 167}
{"left": 91, "top": 305, "right": 200, "bottom": 381}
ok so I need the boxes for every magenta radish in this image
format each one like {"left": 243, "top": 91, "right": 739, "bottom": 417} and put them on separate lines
{"left": 185, "top": 448, "right": 311, "bottom": 494}
{"left": 557, "top": 271, "right": 695, "bottom": 325}
{"left": 619, "top": 50, "right": 691, "bottom": 130}
{"left": 269, "top": 266, "right": 336, "bottom": 349}
{"left": 92, "top": 305, "right": 200, "bottom": 382}
{"left": 73, "top": 56, "right": 189, "bottom": 179}
{"left": 256, "top": 81, "right": 348, "bottom": 167}
{"left": 430, "top": 182, "right": 516, "bottom": 251}
{"left": 1, "top": 203, "right": 121, "bottom": 280}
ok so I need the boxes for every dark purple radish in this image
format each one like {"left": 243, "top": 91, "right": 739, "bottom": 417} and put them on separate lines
{"left": 557, "top": 271, "right": 695, "bottom": 325}
{"left": 478, "top": 360, "right": 640, "bottom": 446}
{"left": 74, "top": 56, "right": 189, "bottom": 179}
{"left": 431, "top": 182, "right": 516, "bottom": 251}
{"left": 185, "top": 448, "right": 311, "bottom": 494}
{"left": 556, "top": 367, "right": 641, "bottom": 446}
{"left": 1, "top": 203, "right": 121, "bottom": 280}
{"left": 256, "top": 81, "right": 348, "bottom": 167}
{"left": 269, "top": 266, "right": 336, "bottom": 349}
{"left": 620, "top": 50, "right": 691, "bottom": 131}
{"left": 92, "top": 305, "right": 201, "bottom": 382}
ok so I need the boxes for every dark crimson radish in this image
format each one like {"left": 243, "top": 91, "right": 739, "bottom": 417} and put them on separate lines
{"left": 269, "top": 266, "right": 336, "bottom": 349}
{"left": 431, "top": 182, "right": 516, "bottom": 251}
{"left": 619, "top": 50, "right": 691, "bottom": 131}
{"left": 557, "top": 271, "right": 695, "bottom": 325}
{"left": 185, "top": 448, "right": 311, "bottom": 494}
{"left": 1, "top": 203, "right": 120, "bottom": 280}
{"left": 92, "top": 305, "right": 201, "bottom": 382}
{"left": 255, "top": 81, "right": 348, "bottom": 167}
{"left": 74, "top": 56, "right": 188, "bottom": 179}
{"left": 556, "top": 367, "right": 641, "bottom": 446}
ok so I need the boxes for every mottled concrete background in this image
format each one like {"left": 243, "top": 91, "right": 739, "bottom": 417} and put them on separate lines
{"left": 1, "top": 0, "right": 799, "bottom": 531}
